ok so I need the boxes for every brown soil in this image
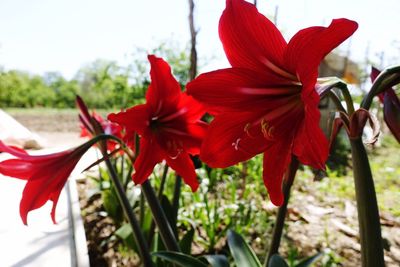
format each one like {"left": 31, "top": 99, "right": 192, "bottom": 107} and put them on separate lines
{"left": 77, "top": 180, "right": 141, "bottom": 267}
{"left": 10, "top": 111, "right": 80, "bottom": 133}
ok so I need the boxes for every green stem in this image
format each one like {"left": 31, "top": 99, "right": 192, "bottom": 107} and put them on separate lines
{"left": 350, "top": 138, "right": 384, "bottom": 267}
{"left": 93, "top": 135, "right": 154, "bottom": 266}
{"left": 340, "top": 85, "right": 355, "bottom": 115}
{"left": 158, "top": 164, "right": 170, "bottom": 199}
{"left": 172, "top": 175, "right": 182, "bottom": 238}
{"left": 140, "top": 191, "right": 145, "bottom": 227}
{"left": 328, "top": 91, "right": 347, "bottom": 113}
{"left": 147, "top": 164, "right": 169, "bottom": 247}
{"left": 172, "top": 175, "right": 182, "bottom": 218}
{"left": 265, "top": 157, "right": 299, "bottom": 266}
{"left": 361, "top": 65, "right": 400, "bottom": 110}
{"left": 141, "top": 180, "right": 181, "bottom": 252}
{"left": 103, "top": 158, "right": 155, "bottom": 267}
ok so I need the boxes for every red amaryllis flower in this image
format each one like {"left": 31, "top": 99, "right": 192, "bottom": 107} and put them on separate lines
{"left": 187, "top": 0, "right": 358, "bottom": 205}
{"left": 77, "top": 96, "right": 124, "bottom": 152}
{"left": 108, "top": 55, "right": 207, "bottom": 191}
{"left": 0, "top": 140, "right": 94, "bottom": 224}
{"left": 371, "top": 67, "right": 400, "bottom": 143}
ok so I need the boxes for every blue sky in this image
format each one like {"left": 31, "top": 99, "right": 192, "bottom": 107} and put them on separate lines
{"left": 0, "top": 0, "right": 399, "bottom": 79}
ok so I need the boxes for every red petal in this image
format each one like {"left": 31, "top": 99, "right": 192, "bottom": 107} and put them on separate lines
{"left": 293, "top": 106, "right": 329, "bottom": 169}
{"left": 19, "top": 159, "right": 78, "bottom": 225}
{"left": 349, "top": 109, "right": 371, "bottom": 139}
{"left": 176, "top": 93, "right": 206, "bottom": 122}
{"left": 199, "top": 112, "right": 270, "bottom": 168}
{"left": 187, "top": 67, "right": 300, "bottom": 113}
{"left": 20, "top": 178, "right": 51, "bottom": 225}
{"left": 132, "top": 138, "right": 163, "bottom": 185}
{"left": 165, "top": 152, "right": 199, "bottom": 192}
{"left": 108, "top": 104, "right": 150, "bottom": 136}
{"left": 383, "top": 89, "right": 400, "bottom": 143}
{"left": 0, "top": 159, "right": 33, "bottom": 180}
{"left": 180, "top": 122, "right": 208, "bottom": 155}
{"left": 284, "top": 19, "right": 358, "bottom": 101}
{"left": 0, "top": 140, "right": 28, "bottom": 157}
{"left": 262, "top": 140, "right": 292, "bottom": 206}
{"left": 370, "top": 66, "right": 380, "bottom": 83}
{"left": 50, "top": 187, "right": 63, "bottom": 224}
{"left": 219, "top": 0, "right": 287, "bottom": 74}
{"left": 76, "top": 95, "right": 94, "bottom": 133}
{"left": 371, "top": 67, "right": 385, "bottom": 103}
{"left": 146, "top": 55, "right": 181, "bottom": 114}
{"left": 157, "top": 121, "right": 208, "bottom": 156}
{"left": 329, "top": 117, "right": 344, "bottom": 151}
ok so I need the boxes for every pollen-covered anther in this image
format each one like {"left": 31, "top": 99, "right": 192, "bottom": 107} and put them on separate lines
{"left": 244, "top": 123, "right": 255, "bottom": 138}
{"left": 261, "top": 118, "right": 274, "bottom": 139}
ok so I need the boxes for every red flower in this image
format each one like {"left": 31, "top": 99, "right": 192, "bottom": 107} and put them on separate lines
{"left": 0, "top": 140, "right": 92, "bottom": 224}
{"left": 108, "top": 55, "right": 207, "bottom": 191}
{"left": 371, "top": 67, "right": 400, "bottom": 143}
{"left": 186, "top": 0, "right": 358, "bottom": 205}
{"left": 77, "top": 97, "right": 124, "bottom": 152}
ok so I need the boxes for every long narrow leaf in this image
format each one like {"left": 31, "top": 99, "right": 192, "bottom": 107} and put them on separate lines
{"left": 227, "top": 230, "right": 262, "bottom": 267}
{"left": 268, "top": 254, "right": 289, "bottom": 267}
{"left": 153, "top": 251, "right": 208, "bottom": 267}
{"left": 296, "top": 252, "right": 324, "bottom": 267}
{"left": 179, "top": 227, "right": 195, "bottom": 254}
{"left": 203, "top": 255, "right": 230, "bottom": 267}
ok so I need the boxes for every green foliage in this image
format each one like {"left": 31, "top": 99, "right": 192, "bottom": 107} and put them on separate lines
{"left": 153, "top": 251, "right": 208, "bottom": 267}
{"left": 0, "top": 40, "right": 190, "bottom": 109}
{"left": 268, "top": 255, "right": 289, "bottom": 267}
{"left": 227, "top": 230, "right": 262, "bottom": 267}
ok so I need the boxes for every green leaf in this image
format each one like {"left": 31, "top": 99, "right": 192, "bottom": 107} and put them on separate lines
{"left": 316, "top": 77, "right": 348, "bottom": 98}
{"left": 152, "top": 251, "right": 208, "bottom": 267}
{"left": 101, "top": 188, "right": 123, "bottom": 223}
{"left": 362, "top": 65, "right": 400, "bottom": 109}
{"left": 179, "top": 227, "right": 195, "bottom": 254}
{"left": 296, "top": 252, "right": 323, "bottom": 267}
{"left": 115, "top": 223, "right": 132, "bottom": 239}
{"left": 268, "top": 254, "right": 289, "bottom": 267}
{"left": 203, "top": 255, "right": 230, "bottom": 267}
{"left": 114, "top": 223, "right": 138, "bottom": 252}
{"left": 227, "top": 230, "right": 262, "bottom": 267}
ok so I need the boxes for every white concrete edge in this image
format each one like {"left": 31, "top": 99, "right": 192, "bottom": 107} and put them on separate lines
{"left": 66, "top": 178, "right": 90, "bottom": 267}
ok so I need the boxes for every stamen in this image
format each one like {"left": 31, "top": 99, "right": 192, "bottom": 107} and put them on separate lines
{"left": 261, "top": 118, "right": 274, "bottom": 140}
{"left": 155, "top": 101, "right": 163, "bottom": 115}
{"left": 244, "top": 123, "right": 255, "bottom": 138}
{"left": 169, "top": 148, "right": 183, "bottom": 160}
{"left": 159, "top": 107, "right": 188, "bottom": 122}
{"left": 232, "top": 138, "right": 241, "bottom": 151}
{"left": 267, "top": 126, "right": 275, "bottom": 139}
{"left": 261, "top": 57, "right": 297, "bottom": 81}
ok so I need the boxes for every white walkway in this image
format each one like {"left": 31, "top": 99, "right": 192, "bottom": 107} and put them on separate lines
{"left": 0, "top": 133, "right": 93, "bottom": 267}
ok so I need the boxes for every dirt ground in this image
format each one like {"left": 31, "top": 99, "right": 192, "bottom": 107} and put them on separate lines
{"left": 9, "top": 111, "right": 400, "bottom": 266}
{"left": 10, "top": 111, "right": 80, "bottom": 133}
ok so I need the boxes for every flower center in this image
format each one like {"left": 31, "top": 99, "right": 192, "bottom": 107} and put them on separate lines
{"left": 150, "top": 116, "right": 161, "bottom": 132}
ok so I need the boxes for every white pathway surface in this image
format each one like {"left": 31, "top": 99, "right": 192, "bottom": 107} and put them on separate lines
{"left": 0, "top": 133, "right": 94, "bottom": 267}
{"left": 0, "top": 110, "right": 44, "bottom": 149}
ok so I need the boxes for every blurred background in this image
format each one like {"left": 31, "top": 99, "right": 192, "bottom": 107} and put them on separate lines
{"left": 1, "top": 0, "right": 400, "bottom": 109}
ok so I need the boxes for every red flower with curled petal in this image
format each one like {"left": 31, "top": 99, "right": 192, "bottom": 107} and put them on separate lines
{"left": 187, "top": 0, "right": 358, "bottom": 205}
{"left": 77, "top": 96, "right": 124, "bottom": 153}
{"left": 108, "top": 55, "right": 207, "bottom": 191}
{"left": 0, "top": 140, "right": 94, "bottom": 224}
{"left": 371, "top": 67, "right": 400, "bottom": 143}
